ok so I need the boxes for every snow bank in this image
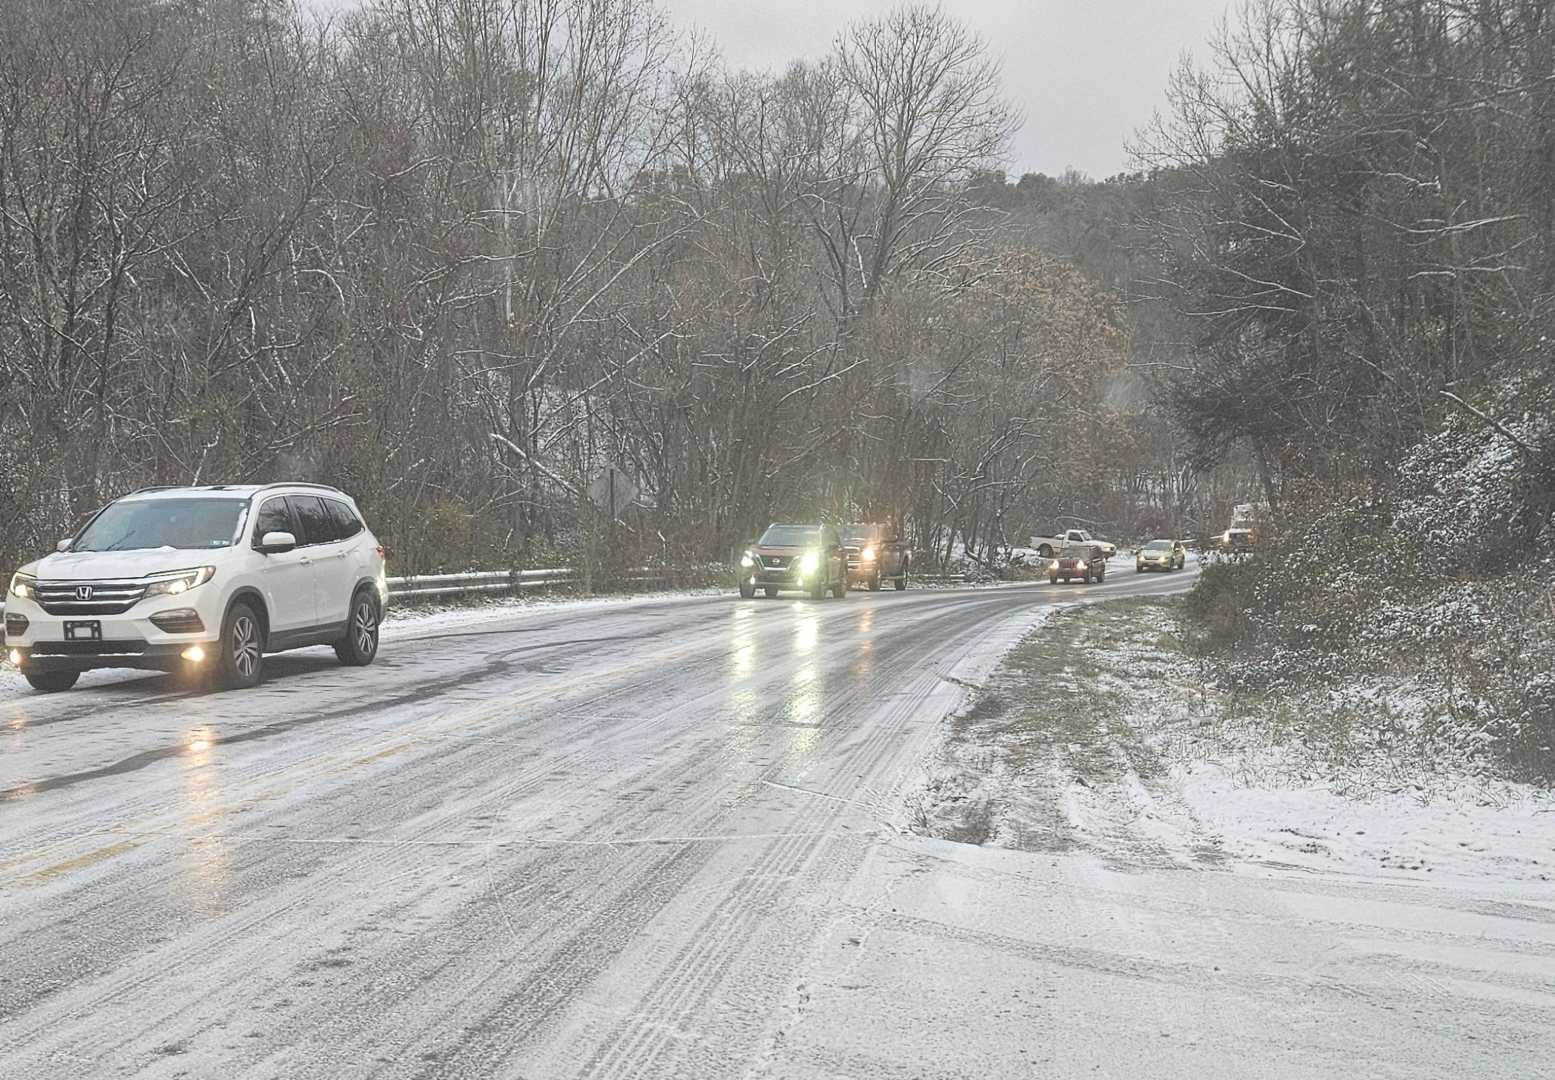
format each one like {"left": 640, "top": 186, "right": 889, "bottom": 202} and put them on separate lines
{"left": 918, "top": 598, "right": 1555, "bottom": 887}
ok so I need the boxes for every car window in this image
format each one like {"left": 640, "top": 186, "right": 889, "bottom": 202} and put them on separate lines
{"left": 287, "top": 495, "right": 337, "bottom": 545}
{"left": 325, "top": 499, "right": 363, "bottom": 540}
{"left": 72, "top": 497, "right": 247, "bottom": 552}
{"left": 759, "top": 525, "right": 819, "bottom": 546}
{"left": 252, "top": 498, "right": 293, "bottom": 544}
{"left": 1145, "top": 541, "right": 1173, "bottom": 551}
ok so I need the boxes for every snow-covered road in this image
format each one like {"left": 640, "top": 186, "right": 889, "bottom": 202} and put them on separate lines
{"left": 2, "top": 568, "right": 1549, "bottom": 1078}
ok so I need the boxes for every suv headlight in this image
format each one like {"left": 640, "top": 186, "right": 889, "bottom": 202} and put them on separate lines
{"left": 799, "top": 551, "right": 820, "bottom": 574}
{"left": 860, "top": 546, "right": 877, "bottom": 561}
{"left": 9, "top": 573, "right": 36, "bottom": 600}
{"left": 144, "top": 567, "right": 217, "bottom": 597}
{"left": 739, "top": 551, "right": 756, "bottom": 568}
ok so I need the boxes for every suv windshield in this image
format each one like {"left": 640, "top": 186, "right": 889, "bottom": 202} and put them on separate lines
{"left": 840, "top": 526, "right": 880, "bottom": 543}
{"left": 72, "top": 498, "right": 247, "bottom": 552}
{"left": 1144, "top": 541, "right": 1174, "bottom": 552}
{"left": 1060, "top": 546, "right": 1092, "bottom": 559}
{"left": 759, "top": 525, "right": 819, "bottom": 547}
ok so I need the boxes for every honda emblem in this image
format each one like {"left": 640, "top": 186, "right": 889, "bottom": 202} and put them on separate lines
{"left": 75, "top": 585, "right": 93, "bottom": 601}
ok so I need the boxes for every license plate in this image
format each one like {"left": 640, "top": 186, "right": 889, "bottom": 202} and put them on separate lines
{"left": 64, "top": 620, "right": 102, "bottom": 641}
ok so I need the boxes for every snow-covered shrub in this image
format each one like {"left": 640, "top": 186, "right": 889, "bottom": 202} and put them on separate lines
{"left": 1185, "top": 384, "right": 1554, "bottom": 781}
{"left": 1391, "top": 389, "right": 1553, "bottom": 574}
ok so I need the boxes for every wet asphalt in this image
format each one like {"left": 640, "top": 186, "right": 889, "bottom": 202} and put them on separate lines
{"left": 0, "top": 570, "right": 1194, "bottom": 1078}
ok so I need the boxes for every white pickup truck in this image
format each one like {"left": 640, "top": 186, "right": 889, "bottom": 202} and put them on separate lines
{"left": 1029, "top": 528, "right": 1117, "bottom": 560}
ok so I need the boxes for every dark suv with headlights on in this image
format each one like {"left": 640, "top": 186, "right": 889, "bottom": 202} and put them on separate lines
{"left": 736, "top": 524, "right": 848, "bottom": 600}
{"left": 1049, "top": 543, "right": 1106, "bottom": 584}
{"left": 840, "top": 523, "right": 910, "bottom": 591}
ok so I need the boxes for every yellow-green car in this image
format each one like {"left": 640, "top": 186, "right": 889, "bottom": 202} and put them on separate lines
{"left": 1136, "top": 539, "right": 1186, "bottom": 572}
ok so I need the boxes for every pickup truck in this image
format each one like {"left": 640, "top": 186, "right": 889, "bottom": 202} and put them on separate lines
{"left": 1029, "top": 528, "right": 1116, "bottom": 560}
{"left": 840, "top": 523, "right": 910, "bottom": 591}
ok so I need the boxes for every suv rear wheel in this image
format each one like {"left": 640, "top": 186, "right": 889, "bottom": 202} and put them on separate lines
{"left": 335, "top": 589, "right": 380, "bottom": 667}
{"left": 25, "top": 669, "right": 80, "bottom": 693}
{"left": 218, "top": 602, "right": 265, "bottom": 690}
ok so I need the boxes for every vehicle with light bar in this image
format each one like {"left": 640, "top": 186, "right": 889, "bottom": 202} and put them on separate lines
{"left": 736, "top": 523, "right": 848, "bottom": 600}
{"left": 839, "top": 522, "right": 910, "bottom": 591}
{"left": 3, "top": 484, "right": 387, "bottom": 693}
{"left": 1048, "top": 543, "right": 1107, "bottom": 584}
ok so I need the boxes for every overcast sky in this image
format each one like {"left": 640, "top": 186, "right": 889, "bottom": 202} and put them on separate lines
{"left": 312, "top": 0, "right": 1232, "bottom": 179}
{"left": 666, "top": 0, "right": 1232, "bottom": 178}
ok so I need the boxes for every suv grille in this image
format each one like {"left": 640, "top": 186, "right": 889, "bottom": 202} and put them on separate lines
{"left": 35, "top": 579, "right": 149, "bottom": 616}
{"left": 760, "top": 555, "right": 788, "bottom": 568}
{"left": 32, "top": 640, "right": 148, "bottom": 656}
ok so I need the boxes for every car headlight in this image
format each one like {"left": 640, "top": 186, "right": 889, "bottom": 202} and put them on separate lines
{"left": 1050, "top": 560, "right": 1060, "bottom": 571}
{"left": 860, "top": 546, "right": 877, "bottom": 561}
{"left": 1077, "top": 561, "right": 1087, "bottom": 570}
{"left": 144, "top": 567, "right": 217, "bottom": 597}
{"left": 739, "top": 552, "right": 756, "bottom": 568}
{"left": 8, "top": 573, "right": 36, "bottom": 600}
{"left": 799, "top": 551, "right": 820, "bottom": 574}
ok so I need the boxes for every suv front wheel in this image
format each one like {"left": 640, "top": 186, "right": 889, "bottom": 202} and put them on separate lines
{"left": 218, "top": 602, "right": 265, "bottom": 690}
{"left": 335, "top": 589, "right": 380, "bottom": 667}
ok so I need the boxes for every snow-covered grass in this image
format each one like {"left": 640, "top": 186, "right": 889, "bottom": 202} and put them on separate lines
{"left": 916, "top": 597, "right": 1555, "bottom": 884}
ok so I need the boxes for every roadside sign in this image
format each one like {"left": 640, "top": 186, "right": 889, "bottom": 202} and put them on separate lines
{"left": 587, "top": 465, "right": 637, "bottom": 521}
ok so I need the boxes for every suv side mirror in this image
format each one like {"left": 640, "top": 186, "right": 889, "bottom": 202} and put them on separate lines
{"left": 56, "top": 538, "right": 74, "bottom": 553}
{"left": 258, "top": 530, "right": 297, "bottom": 554}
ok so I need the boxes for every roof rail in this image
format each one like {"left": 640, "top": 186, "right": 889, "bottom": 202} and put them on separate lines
{"left": 124, "top": 485, "right": 180, "bottom": 496}
{"left": 252, "top": 482, "right": 345, "bottom": 496}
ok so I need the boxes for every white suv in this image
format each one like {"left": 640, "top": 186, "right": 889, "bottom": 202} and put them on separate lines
{"left": 4, "top": 484, "right": 388, "bottom": 693}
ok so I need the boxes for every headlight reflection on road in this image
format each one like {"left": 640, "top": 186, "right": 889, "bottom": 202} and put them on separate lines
{"left": 183, "top": 725, "right": 217, "bottom": 766}
{"left": 179, "top": 725, "right": 232, "bottom": 916}
{"left": 794, "top": 615, "right": 819, "bottom": 655}
{"left": 787, "top": 664, "right": 823, "bottom": 757}
{"left": 729, "top": 607, "right": 758, "bottom": 678}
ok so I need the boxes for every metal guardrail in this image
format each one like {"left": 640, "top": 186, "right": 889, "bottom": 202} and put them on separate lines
{"left": 385, "top": 566, "right": 674, "bottom": 600}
